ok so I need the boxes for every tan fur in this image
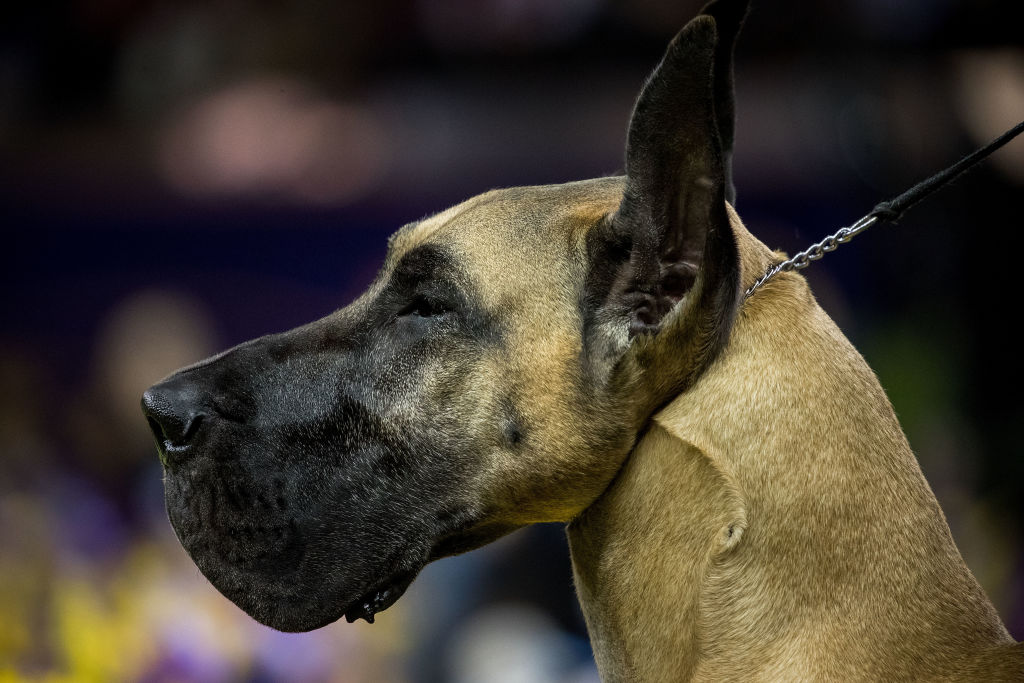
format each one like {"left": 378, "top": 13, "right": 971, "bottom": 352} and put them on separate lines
{"left": 568, "top": 206, "right": 1020, "bottom": 681}
{"left": 386, "top": 177, "right": 1019, "bottom": 681}
{"left": 389, "top": 180, "right": 633, "bottom": 524}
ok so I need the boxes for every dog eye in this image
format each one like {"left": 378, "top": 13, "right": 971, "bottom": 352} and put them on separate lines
{"left": 398, "top": 295, "right": 449, "bottom": 319}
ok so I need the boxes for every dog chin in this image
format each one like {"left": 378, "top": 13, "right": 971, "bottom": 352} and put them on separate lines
{"left": 164, "top": 476, "right": 428, "bottom": 630}
{"left": 237, "top": 587, "right": 349, "bottom": 633}
{"left": 204, "top": 558, "right": 421, "bottom": 632}
{"left": 178, "top": 537, "right": 419, "bottom": 632}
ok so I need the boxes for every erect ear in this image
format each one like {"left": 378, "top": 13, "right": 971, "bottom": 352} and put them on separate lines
{"left": 603, "top": 6, "right": 745, "bottom": 391}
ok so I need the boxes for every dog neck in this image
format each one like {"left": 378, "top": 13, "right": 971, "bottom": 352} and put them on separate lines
{"left": 567, "top": 218, "right": 1011, "bottom": 681}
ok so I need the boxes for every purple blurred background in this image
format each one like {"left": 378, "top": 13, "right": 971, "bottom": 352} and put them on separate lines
{"left": 1, "top": 0, "right": 1022, "bottom": 680}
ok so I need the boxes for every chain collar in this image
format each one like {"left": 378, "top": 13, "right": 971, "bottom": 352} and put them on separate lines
{"left": 743, "top": 214, "right": 877, "bottom": 299}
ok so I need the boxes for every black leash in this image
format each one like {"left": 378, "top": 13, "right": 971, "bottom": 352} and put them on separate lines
{"left": 745, "top": 119, "right": 1024, "bottom": 299}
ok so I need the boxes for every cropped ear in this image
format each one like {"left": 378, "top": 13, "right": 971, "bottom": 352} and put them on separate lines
{"left": 593, "top": 9, "right": 744, "bottom": 402}
{"left": 612, "top": 10, "right": 742, "bottom": 336}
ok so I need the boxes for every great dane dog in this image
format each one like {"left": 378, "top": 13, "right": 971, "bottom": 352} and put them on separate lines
{"left": 142, "top": 0, "right": 1023, "bottom": 679}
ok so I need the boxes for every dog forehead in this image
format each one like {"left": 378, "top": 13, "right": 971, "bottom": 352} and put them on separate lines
{"left": 390, "top": 177, "right": 623, "bottom": 298}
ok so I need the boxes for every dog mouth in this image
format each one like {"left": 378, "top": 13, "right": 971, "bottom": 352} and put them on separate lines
{"left": 342, "top": 568, "right": 418, "bottom": 624}
{"left": 161, "top": 445, "right": 442, "bottom": 630}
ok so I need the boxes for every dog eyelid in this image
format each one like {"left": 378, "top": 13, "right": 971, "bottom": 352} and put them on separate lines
{"left": 397, "top": 294, "right": 450, "bottom": 319}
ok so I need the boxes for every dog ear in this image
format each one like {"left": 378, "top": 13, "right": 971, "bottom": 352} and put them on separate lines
{"left": 611, "top": 11, "right": 742, "bottom": 339}
{"left": 587, "top": 9, "right": 745, "bottom": 407}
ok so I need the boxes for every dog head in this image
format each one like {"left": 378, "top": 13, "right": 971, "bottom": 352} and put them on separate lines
{"left": 142, "top": 0, "right": 747, "bottom": 632}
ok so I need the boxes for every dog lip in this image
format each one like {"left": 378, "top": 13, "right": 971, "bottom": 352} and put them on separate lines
{"left": 147, "top": 412, "right": 205, "bottom": 468}
{"left": 342, "top": 569, "right": 418, "bottom": 624}
{"left": 149, "top": 425, "right": 193, "bottom": 467}
{"left": 163, "top": 441, "right": 193, "bottom": 456}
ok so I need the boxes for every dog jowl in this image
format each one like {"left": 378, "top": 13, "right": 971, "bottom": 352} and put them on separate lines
{"left": 142, "top": 0, "right": 742, "bottom": 635}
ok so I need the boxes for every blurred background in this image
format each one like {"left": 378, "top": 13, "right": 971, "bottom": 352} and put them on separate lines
{"left": 1, "top": 0, "right": 1022, "bottom": 681}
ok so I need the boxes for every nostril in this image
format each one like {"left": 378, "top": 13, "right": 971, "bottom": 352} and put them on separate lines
{"left": 145, "top": 415, "right": 165, "bottom": 443}
{"left": 141, "top": 382, "right": 210, "bottom": 465}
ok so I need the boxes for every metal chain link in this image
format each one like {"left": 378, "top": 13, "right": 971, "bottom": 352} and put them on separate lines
{"left": 743, "top": 214, "right": 878, "bottom": 299}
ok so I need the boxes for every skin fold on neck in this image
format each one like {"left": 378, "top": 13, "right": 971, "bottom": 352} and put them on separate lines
{"left": 567, "top": 217, "right": 1012, "bottom": 682}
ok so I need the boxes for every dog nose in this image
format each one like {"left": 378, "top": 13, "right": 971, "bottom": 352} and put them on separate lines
{"left": 142, "top": 376, "right": 208, "bottom": 466}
